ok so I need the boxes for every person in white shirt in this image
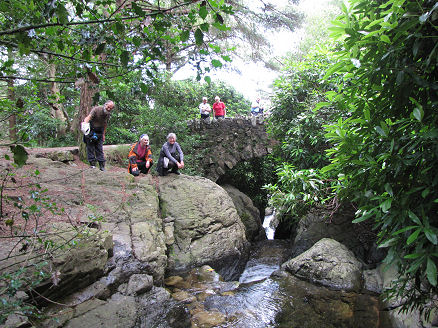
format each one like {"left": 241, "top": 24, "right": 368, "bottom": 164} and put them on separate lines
{"left": 199, "top": 97, "right": 211, "bottom": 120}
{"left": 251, "top": 97, "right": 264, "bottom": 116}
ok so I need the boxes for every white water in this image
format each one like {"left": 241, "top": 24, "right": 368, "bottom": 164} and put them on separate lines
{"left": 262, "top": 212, "right": 275, "bottom": 240}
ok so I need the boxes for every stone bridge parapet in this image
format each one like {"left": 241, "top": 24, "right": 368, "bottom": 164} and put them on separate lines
{"left": 187, "top": 115, "right": 273, "bottom": 182}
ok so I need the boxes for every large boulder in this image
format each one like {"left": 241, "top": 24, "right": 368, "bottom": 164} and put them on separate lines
{"left": 291, "top": 206, "right": 386, "bottom": 264}
{"left": 28, "top": 156, "right": 168, "bottom": 283}
{"left": 221, "top": 184, "right": 265, "bottom": 242}
{"left": 282, "top": 238, "right": 363, "bottom": 291}
{"left": 158, "top": 175, "right": 250, "bottom": 280}
{"left": 0, "top": 222, "right": 113, "bottom": 306}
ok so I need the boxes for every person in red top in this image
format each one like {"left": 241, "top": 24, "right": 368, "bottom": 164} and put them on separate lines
{"left": 212, "top": 96, "right": 226, "bottom": 119}
{"left": 128, "top": 134, "right": 153, "bottom": 176}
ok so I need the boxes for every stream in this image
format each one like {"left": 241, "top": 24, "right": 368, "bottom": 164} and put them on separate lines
{"left": 143, "top": 216, "right": 392, "bottom": 328}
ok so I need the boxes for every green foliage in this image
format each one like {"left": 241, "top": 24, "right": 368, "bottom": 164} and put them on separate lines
{"left": 0, "top": 0, "right": 233, "bottom": 78}
{"left": 151, "top": 77, "right": 251, "bottom": 118}
{"left": 0, "top": 263, "right": 49, "bottom": 324}
{"left": 10, "top": 81, "right": 79, "bottom": 147}
{"left": 265, "top": 164, "right": 333, "bottom": 221}
{"left": 218, "top": 157, "right": 277, "bottom": 213}
{"left": 268, "top": 46, "right": 340, "bottom": 170}
{"left": 0, "top": 0, "right": 237, "bottom": 147}
{"left": 322, "top": 0, "right": 438, "bottom": 315}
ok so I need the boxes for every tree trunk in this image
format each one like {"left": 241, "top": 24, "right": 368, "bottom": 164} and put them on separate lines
{"left": 7, "top": 79, "right": 17, "bottom": 142}
{"left": 48, "top": 62, "right": 67, "bottom": 136}
{"left": 75, "top": 74, "right": 99, "bottom": 160}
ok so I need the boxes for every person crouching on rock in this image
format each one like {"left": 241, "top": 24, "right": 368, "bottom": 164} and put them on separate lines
{"left": 128, "top": 134, "right": 153, "bottom": 176}
{"left": 157, "top": 133, "right": 184, "bottom": 176}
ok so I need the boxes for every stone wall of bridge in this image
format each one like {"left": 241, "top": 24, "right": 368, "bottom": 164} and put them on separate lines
{"left": 187, "top": 116, "right": 273, "bottom": 182}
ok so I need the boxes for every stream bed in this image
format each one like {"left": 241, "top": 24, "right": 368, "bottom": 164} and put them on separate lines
{"left": 151, "top": 239, "right": 392, "bottom": 328}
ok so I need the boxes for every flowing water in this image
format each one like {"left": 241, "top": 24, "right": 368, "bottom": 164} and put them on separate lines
{"left": 262, "top": 212, "right": 276, "bottom": 240}
{"left": 148, "top": 215, "right": 392, "bottom": 328}
{"left": 204, "top": 240, "right": 290, "bottom": 327}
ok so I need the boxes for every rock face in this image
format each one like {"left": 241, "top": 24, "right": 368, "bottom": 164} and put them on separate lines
{"left": 282, "top": 238, "right": 363, "bottom": 292}
{"left": 187, "top": 116, "right": 273, "bottom": 182}
{"left": 2, "top": 155, "right": 251, "bottom": 327}
{"left": 159, "top": 175, "right": 250, "bottom": 280}
{"left": 221, "top": 184, "right": 265, "bottom": 242}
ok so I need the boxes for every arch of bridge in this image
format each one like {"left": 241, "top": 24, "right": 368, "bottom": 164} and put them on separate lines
{"left": 187, "top": 116, "right": 273, "bottom": 182}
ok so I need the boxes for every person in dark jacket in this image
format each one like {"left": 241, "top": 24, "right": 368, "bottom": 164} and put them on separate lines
{"left": 156, "top": 133, "right": 184, "bottom": 176}
{"left": 128, "top": 134, "right": 153, "bottom": 176}
{"left": 82, "top": 100, "right": 114, "bottom": 171}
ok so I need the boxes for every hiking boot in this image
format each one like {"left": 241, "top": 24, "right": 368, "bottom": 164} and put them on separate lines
{"left": 90, "top": 161, "right": 96, "bottom": 169}
{"left": 99, "top": 162, "right": 105, "bottom": 171}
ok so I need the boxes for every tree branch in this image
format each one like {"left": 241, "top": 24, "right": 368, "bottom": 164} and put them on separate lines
{"left": 0, "top": 41, "right": 121, "bottom": 67}
{"left": 0, "top": 0, "right": 204, "bottom": 37}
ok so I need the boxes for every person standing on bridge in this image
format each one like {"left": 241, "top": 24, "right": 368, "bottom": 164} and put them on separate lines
{"left": 212, "top": 96, "right": 226, "bottom": 119}
{"left": 251, "top": 96, "right": 264, "bottom": 116}
{"left": 199, "top": 97, "right": 211, "bottom": 120}
{"left": 82, "top": 100, "right": 114, "bottom": 171}
{"left": 156, "top": 133, "right": 184, "bottom": 176}
{"left": 128, "top": 134, "right": 153, "bottom": 176}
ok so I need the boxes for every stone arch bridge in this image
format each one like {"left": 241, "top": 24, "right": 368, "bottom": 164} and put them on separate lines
{"left": 187, "top": 116, "right": 274, "bottom": 182}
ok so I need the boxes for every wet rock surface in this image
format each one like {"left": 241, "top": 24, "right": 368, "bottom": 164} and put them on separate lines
{"left": 159, "top": 175, "right": 250, "bottom": 280}
{"left": 282, "top": 238, "right": 363, "bottom": 292}
{"left": 222, "top": 184, "right": 265, "bottom": 242}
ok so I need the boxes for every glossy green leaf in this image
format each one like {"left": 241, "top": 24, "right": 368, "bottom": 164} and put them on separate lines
{"left": 407, "top": 228, "right": 422, "bottom": 245}
{"left": 120, "top": 50, "right": 130, "bottom": 66}
{"left": 408, "top": 211, "right": 422, "bottom": 225}
{"left": 375, "top": 126, "right": 387, "bottom": 137}
{"left": 180, "top": 30, "right": 190, "bottom": 42}
{"left": 392, "top": 225, "right": 417, "bottom": 236}
{"left": 380, "top": 34, "right": 391, "bottom": 43}
{"left": 212, "top": 22, "right": 229, "bottom": 31}
{"left": 413, "top": 107, "right": 423, "bottom": 122}
{"left": 384, "top": 183, "right": 393, "bottom": 197}
{"left": 379, "top": 238, "right": 397, "bottom": 248}
{"left": 427, "top": 258, "right": 437, "bottom": 286}
{"left": 381, "top": 199, "right": 392, "bottom": 212}
{"left": 424, "top": 228, "right": 438, "bottom": 245}
{"left": 211, "top": 59, "right": 222, "bottom": 68}
{"left": 194, "top": 29, "right": 204, "bottom": 45}
{"left": 199, "top": 6, "right": 208, "bottom": 19}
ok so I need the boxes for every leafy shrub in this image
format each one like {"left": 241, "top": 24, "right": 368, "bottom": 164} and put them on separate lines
{"left": 323, "top": 0, "right": 438, "bottom": 316}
